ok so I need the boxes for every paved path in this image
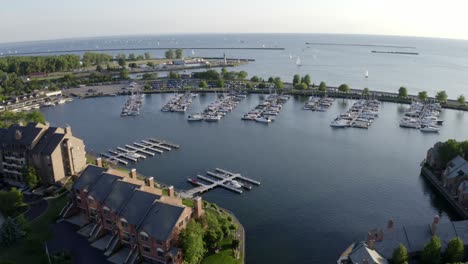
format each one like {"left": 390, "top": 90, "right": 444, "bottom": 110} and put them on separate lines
{"left": 48, "top": 221, "right": 111, "bottom": 264}
{"left": 24, "top": 199, "right": 48, "bottom": 221}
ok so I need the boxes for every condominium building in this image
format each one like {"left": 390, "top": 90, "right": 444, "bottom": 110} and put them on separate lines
{"left": 0, "top": 122, "right": 87, "bottom": 184}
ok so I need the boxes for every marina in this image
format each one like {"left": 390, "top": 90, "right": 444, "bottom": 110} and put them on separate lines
{"left": 330, "top": 99, "right": 381, "bottom": 128}
{"left": 188, "top": 93, "right": 246, "bottom": 122}
{"left": 100, "top": 138, "right": 179, "bottom": 165}
{"left": 303, "top": 96, "right": 335, "bottom": 111}
{"left": 399, "top": 102, "right": 443, "bottom": 132}
{"left": 120, "top": 92, "right": 144, "bottom": 116}
{"left": 161, "top": 92, "right": 197, "bottom": 112}
{"left": 182, "top": 168, "right": 260, "bottom": 198}
{"left": 242, "top": 94, "right": 291, "bottom": 123}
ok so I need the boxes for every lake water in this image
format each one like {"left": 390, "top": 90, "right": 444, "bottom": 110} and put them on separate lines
{"left": 2, "top": 34, "right": 468, "bottom": 97}
{"left": 41, "top": 94, "right": 467, "bottom": 263}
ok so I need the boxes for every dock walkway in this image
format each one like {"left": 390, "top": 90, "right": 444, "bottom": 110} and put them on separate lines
{"left": 181, "top": 169, "right": 260, "bottom": 198}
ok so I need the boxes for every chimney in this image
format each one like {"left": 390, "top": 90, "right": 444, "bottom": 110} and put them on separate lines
{"left": 64, "top": 125, "right": 72, "bottom": 135}
{"left": 431, "top": 215, "right": 440, "bottom": 235}
{"left": 168, "top": 186, "right": 174, "bottom": 197}
{"left": 129, "top": 168, "right": 136, "bottom": 179}
{"left": 147, "top": 177, "right": 154, "bottom": 188}
{"left": 194, "top": 196, "right": 204, "bottom": 219}
{"left": 367, "top": 239, "right": 375, "bottom": 250}
{"left": 387, "top": 219, "right": 395, "bottom": 229}
{"left": 96, "top": 157, "right": 103, "bottom": 167}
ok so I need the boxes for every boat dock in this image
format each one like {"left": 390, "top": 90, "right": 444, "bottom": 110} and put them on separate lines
{"left": 181, "top": 168, "right": 260, "bottom": 198}
{"left": 100, "top": 138, "right": 179, "bottom": 165}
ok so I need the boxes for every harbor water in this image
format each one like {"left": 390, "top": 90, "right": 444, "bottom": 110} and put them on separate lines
{"left": 41, "top": 94, "right": 467, "bottom": 263}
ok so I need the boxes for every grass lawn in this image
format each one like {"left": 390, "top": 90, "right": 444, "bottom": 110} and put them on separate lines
{"left": 201, "top": 237, "right": 241, "bottom": 264}
{"left": 0, "top": 194, "right": 68, "bottom": 263}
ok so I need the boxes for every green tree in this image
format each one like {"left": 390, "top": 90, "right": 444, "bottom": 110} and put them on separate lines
{"left": 274, "top": 77, "right": 284, "bottom": 89}
{"left": 0, "top": 217, "right": 23, "bottom": 247}
{"left": 144, "top": 52, "right": 151, "bottom": 60}
{"left": 438, "top": 139, "right": 464, "bottom": 166}
{"left": 443, "top": 237, "right": 464, "bottom": 263}
{"left": 180, "top": 221, "right": 205, "bottom": 264}
{"left": 147, "top": 61, "right": 155, "bottom": 68}
{"left": 216, "top": 78, "right": 225, "bottom": 88}
{"left": 293, "top": 74, "right": 301, "bottom": 86}
{"left": 295, "top": 83, "right": 308, "bottom": 90}
{"left": 119, "top": 69, "right": 129, "bottom": 79}
{"left": 398, "top": 86, "right": 408, "bottom": 97}
{"left": 168, "top": 71, "right": 180, "bottom": 79}
{"left": 128, "top": 63, "right": 137, "bottom": 69}
{"left": 221, "top": 67, "right": 228, "bottom": 77}
{"left": 199, "top": 80, "right": 208, "bottom": 88}
{"left": 250, "top": 76, "right": 260, "bottom": 82}
{"left": 418, "top": 91, "right": 428, "bottom": 101}
{"left": 338, "top": 84, "right": 350, "bottom": 93}
{"left": 268, "top": 76, "right": 274, "bottom": 83}
{"left": 175, "top": 49, "right": 183, "bottom": 59}
{"left": 238, "top": 71, "right": 248, "bottom": 80}
{"left": 96, "top": 65, "right": 103, "bottom": 72}
{"left": 0, "top": 188, "right": 23, "bottom": 216}
{"left": 362, "top": 88, "right": 370, "bottom": 97}
{"left": 143, "top": 84, "right": 151, "bottom": 91}
{"left": 457, "top": 94, "right": 466, "bottom": 105}
{"left": 165, "top": 49, "right": 174, "bottom": 59}
{"left": 136, "top": 55, "right": 144, "bottom": 61}
{"left": 24, "top": 166, "right": 39, "bottom": 189}
{"left": 303, "top": 74, "right": 311, "bottom": 86}
{"left": 318, "top": 81, "right": 327, "bottom": 92}
{"left": 421, "top": 236, "right": 442, "bottom": 264}
{"left": 128, "top": 53, "right": 136, "bottom": 61}
{"left": 117, "top": 57, "right": 126, "bottom": 67}
{"left": 391, "top": 244, "right": 409, "bottom": 264}
{"left": 142, "top": 73, "right": 158, "bottom": 80}
{"left": 435, "top": 90, "right": 448, "bottom": 103}
{"left": 246, "top": 83, "right": 252, "bottom": 89}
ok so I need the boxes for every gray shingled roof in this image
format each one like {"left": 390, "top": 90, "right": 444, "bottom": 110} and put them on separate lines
{"left": 138, "top": 201, "right": 185, "bottom": 241}
{"left": 446, "top": 156, "right": 468, "bottom": 179}
{"left": 32, "top": 127, "right": 58, "bottom": 154}
{"left": 0, "top": 123, "right": 44, "bottom": 147}
{"left": 102, "top": 181, "right": 139, "bottom": 212}
{"left": 119, "top": 190, "right": 160, "bottom": 225}
{"left": 88, "top": 173, "right": 121, "bottom": 203}
{"left": 41, "top": 133, "right": 65, "bottom": 155}
{"left": 72, "top": 165, "right": 107, "bottom": 191}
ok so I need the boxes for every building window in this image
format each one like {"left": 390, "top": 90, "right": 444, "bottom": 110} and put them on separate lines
{"left": 105, "top": 219, "right": 112, "bottom": 225}
{"left": 103, "top": 207, "right": 110, "bottom": 216}
{"left": 122, "top": 232, "right": 130, "bottom": 241}
{"left": 120, "top": 218, "right": 128, "bottom": 228}
{"left": 157, "top": 248, "right": 164, "bottom": 257}
{"left": 76, "top": 196, "right": 82, "bottom": 204}
{"left": 179, "top": 220, "right": 183, "bottom": 227}
{"left": 140, "top": 232, "right": 149, "bottom": 242}
{"left": 143, "top": 246, "right": 151, "bottom": 253}
{"left": 75, "top": 189, "right": 80, "bottom": 194}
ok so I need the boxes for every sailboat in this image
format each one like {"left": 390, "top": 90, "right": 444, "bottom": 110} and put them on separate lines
{"left": 365, "top": 70, "right": 369, "bottom": 78}
{"left": 296, "top": 56, "right": 302, "bottom": 66}
{"left": 191, "top": 49, "right": 195, "bottom": 55}
{"left": 289, "top": 53, "right": 293, "bottom": 60}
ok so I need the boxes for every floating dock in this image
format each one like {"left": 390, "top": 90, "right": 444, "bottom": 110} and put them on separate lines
{"left": 100, "top": 138, "right": 179, "bottom": 165}
{"left": 181, "top": 169, "right": 260, "bottom": 198}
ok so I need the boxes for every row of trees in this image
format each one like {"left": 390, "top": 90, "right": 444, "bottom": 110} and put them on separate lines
{"left": 180, "top": 209, "right": 238, "bottom": 264}
{"left": 399, "top": 86, "right": 466, "bottom": 105}
{"left": 293, "top": 74, "right": 311, "bottom": 90}
{"left": 165, "top": 49, "right": 183, "bottom": 59}
{"left": 81, "top": 52, "right": 113, "bottom": 67}
{"left": 0, "top": 55, "right": 81, "bottom": 75}
{"left": 392, "top": 236, "right": 464, "bottom": 264}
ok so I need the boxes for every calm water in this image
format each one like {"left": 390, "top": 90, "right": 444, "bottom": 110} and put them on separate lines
{"left": 2, "top": 34, "right": 468, "bottom": 97}
{"left": 42, "top": 94, "right": 467, "bottom": 263}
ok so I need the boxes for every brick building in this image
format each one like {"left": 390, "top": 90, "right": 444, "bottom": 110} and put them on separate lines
{"left": 61, "top": 161, "right": 204, "bottom": 264}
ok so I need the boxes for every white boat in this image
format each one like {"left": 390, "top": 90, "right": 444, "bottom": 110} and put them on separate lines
{"left": 204, "top": 115, "right": 221, "bottom": 122}
{"left": 296, "top": 56, "right": 301, "bottom": 66}
{"left": 191, "top": 49, "right": 195, "bottom": 55}
{"left": 255, "top": 117, "right": 272, "bottom": 123}
{"left": 420, "top": 125, "right": 440, "bottom": 133}
{"left": 57, "top": 99, "right": 66, "bottom": 104}
{"left": 187, "top": 114, "right": 203, "bottom": 121}
{"left": 365, "top": 70, "right": 369, "bottom": 78}
{"left": 399, "top": 119, "right": 420, "bottom": 129}
{"left": 42, "top": 102, "right": 55, "bottom": 107}
{"left": 330, "top": 119, "right": 349, "bottom": 128}
{"left": 226, "top": 180, "right": 242, "bottom": 189}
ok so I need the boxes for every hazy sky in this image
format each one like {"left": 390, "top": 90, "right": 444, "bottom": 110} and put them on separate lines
{"left": 1, "top": 0, "right": 468, "bottom": 43}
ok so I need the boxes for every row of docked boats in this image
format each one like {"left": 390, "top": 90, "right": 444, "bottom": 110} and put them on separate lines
{"left": 330, "top": 99, "right": 381, "bottom": 128}
{"left": 399, "top": 102, "right": 443, "bottom": 132}
{"left": 161, "top": 93, "right": 197, "bottom": 112}
{"left": 303, "top": 96, "right": 335, "bottom": 111}
{"left": 120, "top": 93, "right": 144, "bottom": 116}
{"left": 242, "top": 94, "right": 291, "bottom": 123}
{"left": 187, "top": 93, "right": 246, "bottom": 122}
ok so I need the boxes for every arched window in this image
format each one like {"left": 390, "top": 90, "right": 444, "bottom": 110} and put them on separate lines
{"left": 157, "top": 248, "right": 164, "bottom": 257}
{"left": 103, "top": 206, "right": 110, "bottom": 216}
{"left": 76, "top": 196, "right": 82, "bottom": 204}
{"left": 87, "top": 195, "right": 94, "bottom": 201}
{"left": 140, "top": 231, "right": 149, "bottom": 241}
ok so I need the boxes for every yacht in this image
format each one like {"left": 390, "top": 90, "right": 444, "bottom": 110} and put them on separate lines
{"left": 330, "top": 119, "right": 349, "bottom": 128}
{"left": 42, "top": 101, "right": 55, "bottom": 107}
{"left": 420, "top": 125, "right": 440, "bottom": 133}
{"left": 187, "top": 114, "right": 204, "bottom": 121}
{"left": 225, "top": 180, "right": 242, "bottom": 189}
{"left": 204, "top": 115, "right": 221, "bottom": 122}
{"left": 399, "top": 119, "right": 420, "bottom": 129}
{"left": 255, "top": 116, "right": 272, "bottom": 123}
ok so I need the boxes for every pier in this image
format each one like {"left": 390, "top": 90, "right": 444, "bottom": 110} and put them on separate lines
{"left": 100, "top": 138, "right": 179, "bottom": 165}
{"left": 181, "top": 168, "right": 260, "bottom": 198}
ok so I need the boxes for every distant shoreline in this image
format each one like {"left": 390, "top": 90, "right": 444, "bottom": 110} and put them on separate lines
{"left": 305, "top": 42, "right": 416, "bottom": 49}
{"left": 371, "top": 50, "right": 419, "bottom": 55}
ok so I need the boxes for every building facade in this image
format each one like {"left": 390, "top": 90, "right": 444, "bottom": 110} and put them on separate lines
{"left": 62, "top": 162, "right": 204, "bottom": 264}
{"left": 0, "top": 122, "right": 87, "bottom": 185}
